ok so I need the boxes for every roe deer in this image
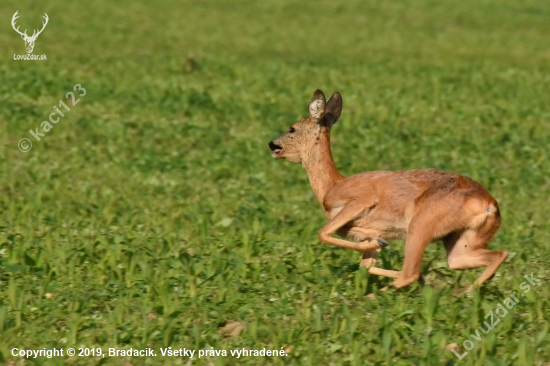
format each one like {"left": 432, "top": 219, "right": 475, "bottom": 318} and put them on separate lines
{"left": 268, "top": 90, "right": 507, "bottom": 293}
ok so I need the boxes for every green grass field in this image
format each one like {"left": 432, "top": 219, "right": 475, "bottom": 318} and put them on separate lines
{"left": 1, "top": 0, "right": 549, "bottom": 364}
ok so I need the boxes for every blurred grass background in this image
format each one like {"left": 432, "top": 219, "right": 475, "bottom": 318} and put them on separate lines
{"left": 0, "top": 0, "right": 549, "bottom": 364}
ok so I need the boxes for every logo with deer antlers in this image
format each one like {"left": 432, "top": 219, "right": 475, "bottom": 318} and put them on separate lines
{"left": 11, "top": 11, "right": 49, "bottom": 54}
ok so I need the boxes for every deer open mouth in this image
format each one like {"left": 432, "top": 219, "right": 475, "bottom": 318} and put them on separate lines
{"left": 268, "top": 141, "right": 283, "bottom": 157}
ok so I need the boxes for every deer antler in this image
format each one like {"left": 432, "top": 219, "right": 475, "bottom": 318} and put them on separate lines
{"left": 29, "top": 13, "right": 49, "bottom": 40}
{"left": 11, "top": 11, "right": 28, "bottom": 38}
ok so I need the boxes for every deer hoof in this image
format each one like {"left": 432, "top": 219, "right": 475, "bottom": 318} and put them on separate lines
{"left": 376, "top": 238, "right": 389, "bottom": 248}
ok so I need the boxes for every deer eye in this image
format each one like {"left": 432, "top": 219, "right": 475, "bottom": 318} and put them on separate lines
{"left": 288, "top": 127, "right": 296, "bottom": 133}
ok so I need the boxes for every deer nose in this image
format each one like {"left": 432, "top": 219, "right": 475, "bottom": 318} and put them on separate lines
{"left": 268, "top": 141, "right": 278, "bottom": 151}
{"left": 269, "top": 141, "right": 283, "bottom": 152}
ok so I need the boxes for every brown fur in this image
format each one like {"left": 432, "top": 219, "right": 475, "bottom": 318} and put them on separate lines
{"left": 268, "top": 90, "right": 507, "bottom": 292}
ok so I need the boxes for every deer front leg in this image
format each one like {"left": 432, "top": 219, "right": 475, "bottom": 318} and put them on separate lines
{"left": 360, "top": 250, "right": 379, "bottom": 268}
{"left": 318, "top": 201, "right": 388, "bottom": 253}
{"left": 351, "top": 228, "right": 400, "bottom": 279}
{"left": 361, "top": 250, "right": 401, "bottom": 279}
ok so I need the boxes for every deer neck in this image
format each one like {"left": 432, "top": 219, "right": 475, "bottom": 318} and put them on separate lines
{"left": 301, "top": 130, "right": 344, "bottom": 205}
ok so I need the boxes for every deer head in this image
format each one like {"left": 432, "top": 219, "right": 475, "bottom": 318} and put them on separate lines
{"left": 12, "top": 11, "right": 49, "bottom": 54}
{"left": 269, "top": 90, "right": 343, "bottom": 164}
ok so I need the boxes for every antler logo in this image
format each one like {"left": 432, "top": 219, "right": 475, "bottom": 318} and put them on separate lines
{"left": 11, "top": 11, "right": 49, "bottom": 54}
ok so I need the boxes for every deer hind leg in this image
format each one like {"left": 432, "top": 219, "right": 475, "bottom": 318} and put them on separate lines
{"left": 384, "top": 211, "right": 450, "bottom": 290}
{"left": 444, "top": 213, "right": 506, "bottom": 293}
{"left": 385, "top": 230, "right": 432, "bottom": 289}
{"left": 318, "top": 201, "right": 388, "bottom": 253}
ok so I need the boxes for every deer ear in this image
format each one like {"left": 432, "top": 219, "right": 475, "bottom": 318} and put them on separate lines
{"left": 322, "top": 92, "right": 343, "bottom": 127}
{"left": 325, "top": 92, "right": 342, "bottom": 125}
{"left": 308, "top": 90, "right": 326, "bottom": 121}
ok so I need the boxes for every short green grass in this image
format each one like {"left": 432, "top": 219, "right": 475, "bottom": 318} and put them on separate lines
{"left": 1, "top": 0, "right": 549, "bottom": 364}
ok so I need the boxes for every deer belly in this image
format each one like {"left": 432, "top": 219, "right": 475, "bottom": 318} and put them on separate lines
{"left": 351, "top": 219, "right": 408, "bottom": 240}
